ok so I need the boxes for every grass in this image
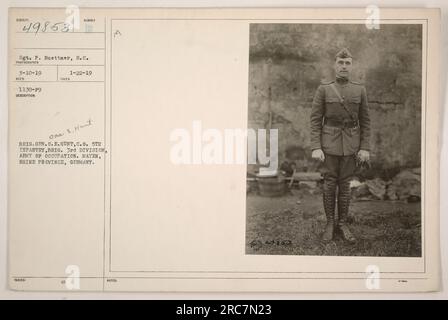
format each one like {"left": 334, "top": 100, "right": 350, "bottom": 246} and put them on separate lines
{"left": 246, "top": 188, "right": 421, "bottom": 257}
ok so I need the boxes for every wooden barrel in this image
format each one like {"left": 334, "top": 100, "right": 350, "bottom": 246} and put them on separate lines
{"left": 257, "top": 175, "right": 286, "bottom": 197}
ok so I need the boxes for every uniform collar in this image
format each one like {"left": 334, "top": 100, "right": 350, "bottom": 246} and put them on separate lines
{"left": 335, "top": 76, "right": 349, "bottom": 86}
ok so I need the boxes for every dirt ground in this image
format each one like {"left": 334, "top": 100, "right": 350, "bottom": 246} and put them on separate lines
{"left": 246, "top": 188, "right": 421, "bottom": 257}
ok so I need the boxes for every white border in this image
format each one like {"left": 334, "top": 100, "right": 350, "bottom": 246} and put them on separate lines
{"left": 0, "top": 0, "right": 446, "bottom": 299}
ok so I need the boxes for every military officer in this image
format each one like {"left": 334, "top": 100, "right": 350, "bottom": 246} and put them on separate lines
{"left": 310, "top": 48, "right": 371, "bottom": 242}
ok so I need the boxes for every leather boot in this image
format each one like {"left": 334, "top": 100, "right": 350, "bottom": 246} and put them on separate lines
{"left": 322, "top": 177, "right": 337, "bottom": 242}
{"left": 337, "top": 179, "right": 356, "bottom": 243}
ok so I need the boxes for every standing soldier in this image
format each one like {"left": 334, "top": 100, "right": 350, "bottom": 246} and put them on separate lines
{"left": 310, "top": 48, "right": 371, "bottom": 242}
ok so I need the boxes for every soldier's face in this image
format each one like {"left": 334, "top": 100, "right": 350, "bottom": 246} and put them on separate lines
{"left": 334, "top": 57, "right": 353, "bottom": 78}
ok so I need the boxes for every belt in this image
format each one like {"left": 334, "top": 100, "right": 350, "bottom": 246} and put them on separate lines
{"left": 324, "top": 118, "right": 359, "bottom": 128}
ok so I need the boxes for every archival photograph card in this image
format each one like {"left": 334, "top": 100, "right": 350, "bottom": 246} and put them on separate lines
{"left": 8, "top": 7, "right": 440, "bottom": 292}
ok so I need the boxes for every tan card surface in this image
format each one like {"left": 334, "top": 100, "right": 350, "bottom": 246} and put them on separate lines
{"left": 8, "top": 7, "right": 440, "bottom": 292}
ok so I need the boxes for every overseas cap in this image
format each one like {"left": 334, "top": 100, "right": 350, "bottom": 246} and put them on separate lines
{"left": 335, "top": 48, "right": 353, "bottom": 60}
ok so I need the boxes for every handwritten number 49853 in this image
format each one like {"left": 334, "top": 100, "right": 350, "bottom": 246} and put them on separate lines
{"left": 22, "top": 21, "right": 72, "bottom": 34}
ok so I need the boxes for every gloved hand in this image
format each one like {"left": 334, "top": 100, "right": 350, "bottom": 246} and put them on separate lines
{"left": 311, "top": 149, "right": 325, "bottom": 162}
{"left": 357, "top": 149, "right": 370, "bottom": 163}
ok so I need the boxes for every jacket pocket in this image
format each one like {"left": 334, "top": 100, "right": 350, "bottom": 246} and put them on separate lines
{"left": 348, "top": 96, "right": 361, "bottom": 114}
{"left": 350, "top": 96, "right": 361, "bottom": 103}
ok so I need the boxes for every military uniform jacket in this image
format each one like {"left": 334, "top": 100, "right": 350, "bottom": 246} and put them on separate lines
{"left": 310, "top": 79, "right": 371, "bottom": 156}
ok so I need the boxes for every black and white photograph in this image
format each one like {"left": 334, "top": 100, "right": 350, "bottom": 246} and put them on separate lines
{"left": 246, "top": 23, "right": 423, "bottom": 257}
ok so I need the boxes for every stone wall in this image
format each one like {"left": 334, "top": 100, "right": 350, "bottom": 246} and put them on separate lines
{"left": 248, "top": 24, "right": 422, "bottom": 176}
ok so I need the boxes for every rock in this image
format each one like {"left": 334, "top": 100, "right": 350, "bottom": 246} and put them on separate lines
{"left": 394, "top": 169, "right": 421, "bottom": 182}
{"left": 351, "top": 183, "right": 371, "bottom": 198}
{"left": 317, "top": 214, "right": 326, "bottom": 222}
{"left": 355, "top": 195, "right": 377, "bottom": 201}
{"left": 350, "top": 179, "right": 362, "bottom": 189}
{"left": 365, "top": 178, "right": 387, "bottom": 200}
{"left": 386, "top": 183, "right": 399, "bottom": 200}
{"left": 388, "top": 169, "right": 421, "bottom": 201}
